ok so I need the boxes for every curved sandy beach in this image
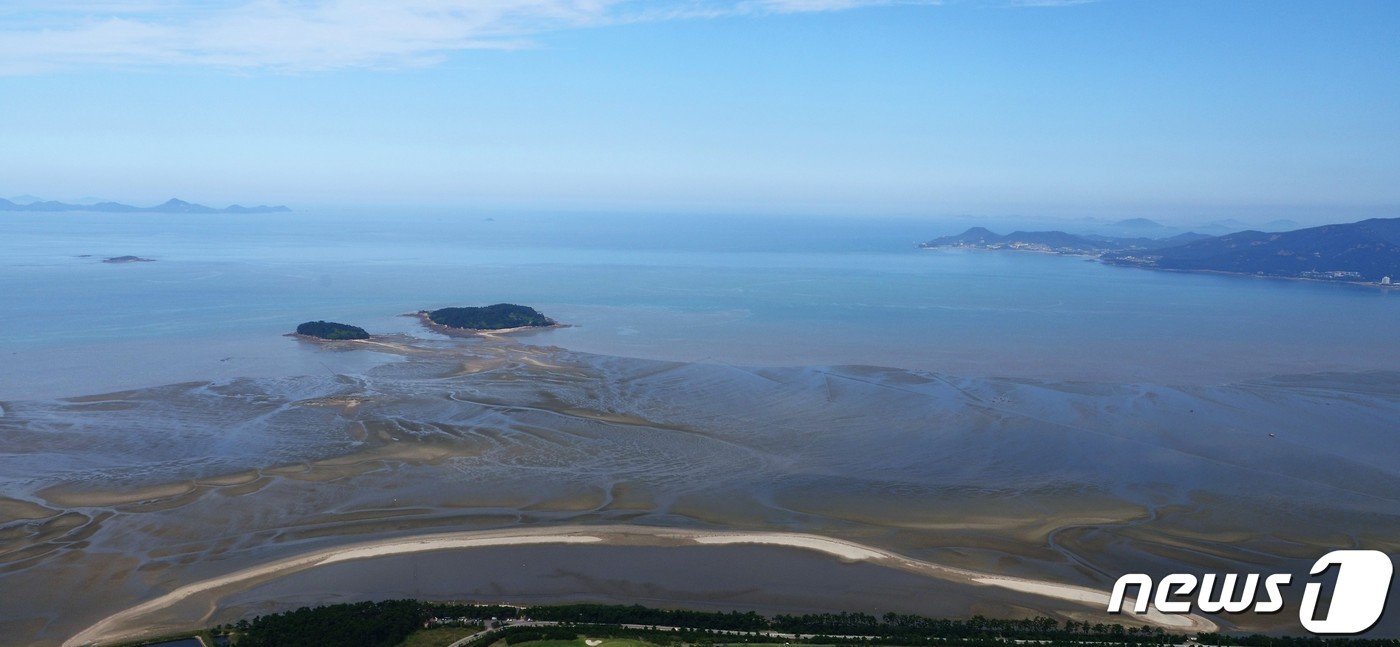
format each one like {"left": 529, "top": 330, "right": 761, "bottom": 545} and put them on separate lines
{"left": 64, "top": 525, "right": 1216, "bottom": 647}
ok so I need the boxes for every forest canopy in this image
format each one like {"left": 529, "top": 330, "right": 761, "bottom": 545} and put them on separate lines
{"left": 296, "top": 320, "right": 370, "bottom": 340}
{"left": 425, "top": 304, "right": 554, "bottom": 330}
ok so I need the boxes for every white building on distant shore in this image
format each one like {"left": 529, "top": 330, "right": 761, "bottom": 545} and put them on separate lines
{"left": 1383, "top": 276, "right": 1393, "bottom": 285}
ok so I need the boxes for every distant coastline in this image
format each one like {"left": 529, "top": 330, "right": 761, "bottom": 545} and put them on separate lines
{"left": 921, "top": 217, "right": 1398, "bottom": 287}
{"left": 1114, "top": 264, "right": 1400, "bottom": 290}
{"left": 925, "top": 245, "right": 1398, "bottom": 289}
{"left": 1, "top": 197, "right": 290, "bottom": 214}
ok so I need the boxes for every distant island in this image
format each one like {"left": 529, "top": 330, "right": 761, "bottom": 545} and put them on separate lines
{"left": 295, "top": 321, "right": 370, "bottom": 340}
{"left": 0, "top": 197, "right": 290, "bottom": 214}
{"left": 102, "top": 255, "right": 155, "bottom": 264}
{"left": 922, "top": 217, "right": 1399, "bottom": 285}
{"left": 1114, "top": 217, "right": 1164, "bottom": 229}
{"left": 1102, "top": 217, "right": 1400, "bottom": 283}
{"left": 921, "top": 227, "right": 1211, "bottom": 255}
{"left": 418, "top": 304, "right": 556, "bottom": 334}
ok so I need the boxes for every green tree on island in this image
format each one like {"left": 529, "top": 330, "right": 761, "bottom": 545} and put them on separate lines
{"left": 426, "top": 303, "right": 554, "bottom": 330}
{"left": 296, "top": 321, "right": 371, "bottom": 340}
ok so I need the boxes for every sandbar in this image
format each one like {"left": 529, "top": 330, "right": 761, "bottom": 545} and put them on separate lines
{"left": 64, "top": 525, "right": 1216, "bottom": 647}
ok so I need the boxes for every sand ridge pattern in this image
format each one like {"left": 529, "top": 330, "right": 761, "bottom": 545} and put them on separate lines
{"left": 1, "top": 335, "right": 1398, "bottom": 643}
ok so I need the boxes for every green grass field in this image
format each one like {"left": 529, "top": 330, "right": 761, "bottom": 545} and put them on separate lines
{"left": 511, "top": 639, "right": 658, "bottom": 647}
{"left": 396, "top": 626, "right": 483, "bottom": 647}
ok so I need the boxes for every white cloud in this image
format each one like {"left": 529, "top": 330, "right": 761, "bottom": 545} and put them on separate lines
{"left": 0, "top": 1, "right": 607, "bottom": 74}
{"left": 0, "top": 0, "right": 1081, "bottom": 75}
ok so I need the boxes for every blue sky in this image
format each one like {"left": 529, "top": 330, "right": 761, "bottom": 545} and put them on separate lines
{"left": 1, "top": 0, "right": 1398, "bottom": 221}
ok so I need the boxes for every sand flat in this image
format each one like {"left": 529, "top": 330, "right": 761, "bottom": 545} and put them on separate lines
{"left": 63, "top": 525, "right": 1216, "bottom": 647}
{"left": 3, "top": 337, "right": 1395, "bottom": 644}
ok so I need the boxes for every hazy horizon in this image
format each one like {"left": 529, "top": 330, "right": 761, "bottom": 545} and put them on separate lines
{"left": 3, "top": 0, "right": 1399, "bottom": 220}
{"left": 4, "top": 193, "right": 1394, "bottom": 231}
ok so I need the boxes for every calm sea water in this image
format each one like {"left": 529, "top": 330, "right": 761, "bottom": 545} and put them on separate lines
{"left": 2, "top": 210, "right": 1396, "bottom": 399}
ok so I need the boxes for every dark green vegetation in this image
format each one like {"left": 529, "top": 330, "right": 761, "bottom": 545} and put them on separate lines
{"left": 296, "top": 320, "right": 371, "bottom": 340}
{"left": 925, "top": 218, "right": 1400, "bottom": 283}
{"left": 502, "top": 628, "right": 585, "bottom": 644}
{"left": 208, "top": 602, "right": 1400, "bottom": 647}
{"left": 526, "top": 605, "right": 767, "bottom": 631}
{"left": 0, "top": 197, "right": 290, "bottom": 213}
{"left": 398, "top": 627, "right": 482, "bottom": 647}
{"left": 232, "top": 600, "right": 427, "bottom": 647}
{"left": 1102, "top": 217, "right": 1400, "bottom": 282}
{"left": 524, "top": 608, "right": 1176, "bottom": 644}
{"left": 426, "top": 303, "right": 555, "bottom": 330}
{"left": 1196, "top": 635, "right": 1400, "bottom": 647}
{"left": 102, "top": 255, "right": 155, "bottom": 263}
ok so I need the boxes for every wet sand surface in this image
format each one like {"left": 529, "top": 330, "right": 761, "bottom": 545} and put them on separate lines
{"left": 61, "top": 525, "right": 1215, "bottom": 646}
{"left": 185, "top": 544, "right": 1159, "bottom": 635}
{"left": 2, "top": 335, "right": 1399, "bottom": 645}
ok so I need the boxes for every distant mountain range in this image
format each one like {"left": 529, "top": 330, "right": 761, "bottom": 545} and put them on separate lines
{"left": 1070, "top": 216, "right": 1303, "bottom": 236}
{"left": 1102, "top": 218, "right": 1400, "bottom": 282}
{"left": 923, "top": 217, "right": 1399, "bottom": 283}
{"left": 921, "top": 227, "right": 1212, "bottom": 254}
{"left": 0, "top": 197, "right": 290, "bottom": 214}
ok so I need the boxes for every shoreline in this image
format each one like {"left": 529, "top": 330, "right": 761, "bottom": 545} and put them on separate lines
{"left": 409, "top": 311, "right": 564, "bottom": 338}
{"left": 285, "top": 332, "right": 371, "bottom": 343}
{"left": 1107, "top": 264, "right": 1399, "bottom": 289}
{"left": 62, "top": 525, "right": 1216, "bottom": 647}
{"left": 284, "top": 332, "right": 439, "bottom": 356}
{"left": 921, "top": 246, "right": 1395, "bottom": 289}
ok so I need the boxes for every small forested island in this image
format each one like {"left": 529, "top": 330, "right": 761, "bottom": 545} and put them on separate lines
{"left": 295, "top": 320, "right": 370, "bottom": 340}
{"left": 419, "top": 303, "right": 556, "bottom": 332}
{"left": 102, "top": 255, "right": 155, "bottom": 263}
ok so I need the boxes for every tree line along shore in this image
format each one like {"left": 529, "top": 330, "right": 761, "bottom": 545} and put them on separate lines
{"left": 141, "top": 601, "right": 1398, "bottom": 647}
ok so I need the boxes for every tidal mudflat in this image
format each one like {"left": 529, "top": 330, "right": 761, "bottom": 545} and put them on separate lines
{"left": 2, "top": 334, "right": 1398, "bottom": 644}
